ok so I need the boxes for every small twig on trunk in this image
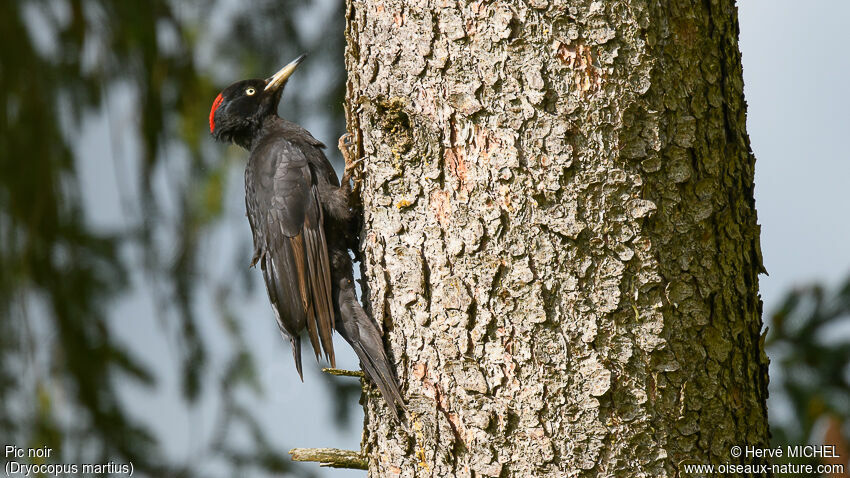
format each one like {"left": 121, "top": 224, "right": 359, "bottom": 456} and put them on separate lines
{"left": 322, "top": 367, "right": 364, "bottom": 378}
{"left": 289, "top": 448, "right": 367, "bottom": 470}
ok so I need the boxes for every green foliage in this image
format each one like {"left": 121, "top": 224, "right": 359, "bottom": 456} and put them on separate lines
{"left": 767, "top": 275, "right": 850, "bottom": 453}
{"left": 0, "top": 0, "right": 344, "bottom": 476}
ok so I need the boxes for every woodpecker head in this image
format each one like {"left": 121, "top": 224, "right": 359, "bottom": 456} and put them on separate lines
{"left": 209, "top": 54, "right": 306, "bottom": 147}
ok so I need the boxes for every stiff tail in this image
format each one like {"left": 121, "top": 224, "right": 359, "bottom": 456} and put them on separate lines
{"left": 336, "top": 288, "right": 405, "bottom": 422}
{"left": 348, "top": 325, "right": 405, "bottom": 421}
{"left": 290, "top": 335, "right": 304, "bottom": 382}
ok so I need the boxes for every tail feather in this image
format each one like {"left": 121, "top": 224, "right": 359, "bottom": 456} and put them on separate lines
{"left": 350, "top": 332, "right": 405, "bottom": 421}
{"left": 291, "top": 335, "right": 304, "bottom": 382}
{"left": 336, "top": 288, "right": 405, "bottom": 422}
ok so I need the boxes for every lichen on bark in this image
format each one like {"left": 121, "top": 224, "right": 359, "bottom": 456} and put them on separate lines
{"left": 344, "top": 0, "right": 769, "bottom": 476}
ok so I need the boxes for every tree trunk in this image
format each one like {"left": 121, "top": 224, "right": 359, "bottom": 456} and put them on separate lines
{"left": 344, "top": 0, "right": 769, "bottom": 476}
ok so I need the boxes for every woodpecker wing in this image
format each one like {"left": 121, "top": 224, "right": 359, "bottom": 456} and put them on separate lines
{"left": 246, "top": 139, "right": 336, "bottom": 378}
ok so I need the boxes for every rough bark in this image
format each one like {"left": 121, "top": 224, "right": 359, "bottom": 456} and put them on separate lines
{"left": 344, "top": 0, "right": 769, "bottom": 476}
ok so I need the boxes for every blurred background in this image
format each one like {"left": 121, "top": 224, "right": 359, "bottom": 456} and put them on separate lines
{"left": 0, "top": 1, "right": 847, "bottom": 477}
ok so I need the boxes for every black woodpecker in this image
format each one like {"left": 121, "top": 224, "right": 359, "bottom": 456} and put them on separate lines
{"left": 209, "top": 55, "right": 404, "bottom": 420}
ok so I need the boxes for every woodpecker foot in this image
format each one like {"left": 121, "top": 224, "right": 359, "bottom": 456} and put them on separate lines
{"left": 338, "top": 133, "right": 363, "bottom": 194}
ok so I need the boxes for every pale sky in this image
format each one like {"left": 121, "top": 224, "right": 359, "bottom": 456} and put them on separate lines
{"left": 740, "top": 1, "right": 850, "bottom": 303}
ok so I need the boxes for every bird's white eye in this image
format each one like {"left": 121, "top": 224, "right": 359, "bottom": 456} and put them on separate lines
{"left": 245, "top": 87, "right": 256, "bottom": 96}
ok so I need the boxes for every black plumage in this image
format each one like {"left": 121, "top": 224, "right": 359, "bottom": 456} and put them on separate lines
{"left": 209, "top": 56, "right": 404, "bottom": 420}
